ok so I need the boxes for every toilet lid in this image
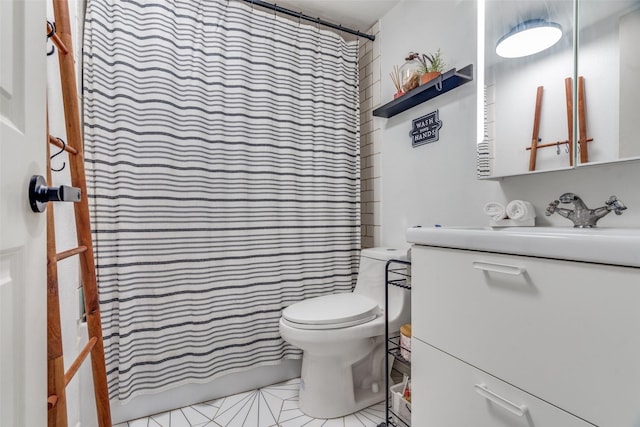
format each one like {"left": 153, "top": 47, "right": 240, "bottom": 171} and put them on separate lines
{"left": 282, "top": 293, "right": 379, "bottom": 330}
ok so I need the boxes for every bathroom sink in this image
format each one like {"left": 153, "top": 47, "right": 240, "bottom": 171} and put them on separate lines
{"left": 406, "top": 226, "right": 640, "bottom": 267}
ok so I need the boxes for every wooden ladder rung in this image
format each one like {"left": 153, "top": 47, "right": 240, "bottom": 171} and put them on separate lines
{"left": 56, "top": 246, "right": 87, "bottom": 262}
{"left": 47, "top": 395, "right": 59, "bottom": 410}
{"left": 526, "top": 138, "right": 593, "bottom": 151}
{"left": 64, "top": 337, "right": 98, "bottom": 387}
{"left": 49, "top": 134, "right": 78, "bottom": 155}
{"left": 47, "top": 22, "right": 69, "bottom": 55}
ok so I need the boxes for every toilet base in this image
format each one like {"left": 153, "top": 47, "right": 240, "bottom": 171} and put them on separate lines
{"left": 297, "top": 339, "right": 387, "bottom": 419}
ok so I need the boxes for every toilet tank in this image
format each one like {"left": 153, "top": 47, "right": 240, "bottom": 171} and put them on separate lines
{"left": 354, "top": 248, "right": 407, "bottom": 307}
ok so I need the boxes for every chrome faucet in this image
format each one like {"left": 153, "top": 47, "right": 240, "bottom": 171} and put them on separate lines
{"left": 546, "top": 193, "right": 626, "bottom": 228}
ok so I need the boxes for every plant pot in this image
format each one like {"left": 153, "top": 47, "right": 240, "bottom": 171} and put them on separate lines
{"left": 420, "top": 71, "right": 441, "bottom": 85}
{"left": 393, "top": 90, "right": 405, "bottom": 99}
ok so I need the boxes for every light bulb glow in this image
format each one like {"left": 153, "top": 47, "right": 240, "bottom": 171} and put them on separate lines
{"left": 496, "top": 19, "right": 562, "bottom": 58}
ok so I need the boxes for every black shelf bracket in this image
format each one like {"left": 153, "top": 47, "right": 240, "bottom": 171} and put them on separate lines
{"left": 373, "top": 64, "right": 474, "bottom": 119}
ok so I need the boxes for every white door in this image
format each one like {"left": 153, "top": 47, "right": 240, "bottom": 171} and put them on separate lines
{"left": 0, "top": 0, "right": 48, "bottom": 426}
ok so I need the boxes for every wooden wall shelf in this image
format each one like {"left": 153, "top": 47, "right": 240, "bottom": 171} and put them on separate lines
{"left": 373, "top": 64, "right": 474, "bottom": 118}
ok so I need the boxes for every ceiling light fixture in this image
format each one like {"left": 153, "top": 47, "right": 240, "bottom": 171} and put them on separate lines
{"left": 496, "top": 19, "right": 563, "bottom": 58}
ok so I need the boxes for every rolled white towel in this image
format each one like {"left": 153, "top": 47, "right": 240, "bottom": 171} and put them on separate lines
{"left": 506, "top": 200, "right": 536, "bottom": 221}
{"left": 483, "top": 202, "right": 507, "bottom": 221}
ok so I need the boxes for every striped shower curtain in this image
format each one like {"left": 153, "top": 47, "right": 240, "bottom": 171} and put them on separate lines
{"left": 83, "top": 0, "right": 360, "bottom": 402}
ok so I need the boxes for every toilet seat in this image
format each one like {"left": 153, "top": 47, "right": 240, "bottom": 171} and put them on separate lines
{"left": 282, "top": 293, "right": 379, "bottom": 330}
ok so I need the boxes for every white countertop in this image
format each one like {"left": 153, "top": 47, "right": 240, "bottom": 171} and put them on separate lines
{"left": 406, "top": 225, "right": 640, "bottom": 267}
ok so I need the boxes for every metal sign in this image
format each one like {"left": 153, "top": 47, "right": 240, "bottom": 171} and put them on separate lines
{"left": 410, "top": 110, "right": 442, "bottom": 147}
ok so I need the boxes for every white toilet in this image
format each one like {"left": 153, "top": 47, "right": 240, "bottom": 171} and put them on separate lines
{"left": 279, "top": 248, "right": 410, "bottom": 419}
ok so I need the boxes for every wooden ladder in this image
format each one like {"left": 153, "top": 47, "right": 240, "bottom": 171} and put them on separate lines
{"left": 527, "top": 77, "right": 593, "bottom": 171}
{"left": 46, "top": 1, "right": 112, "bottom": 426}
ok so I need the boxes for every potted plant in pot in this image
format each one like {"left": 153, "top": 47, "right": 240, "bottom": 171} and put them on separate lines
{"left": 419, "top": 49, "right": 445, "bottom": 85}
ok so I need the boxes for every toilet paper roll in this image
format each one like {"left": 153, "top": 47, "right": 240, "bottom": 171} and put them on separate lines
{"left": 483, "top": 202, "right": 507, "bottom": 221}
{"left": 506, "top": 200, "right": 536, "bottom": 221}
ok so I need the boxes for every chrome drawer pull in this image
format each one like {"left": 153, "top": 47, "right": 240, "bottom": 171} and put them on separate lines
{"left": 472, "top": 261, "right": 525, "bottom": 276}
{"left": 474, "top": 384, "right": 528, "bottom": 417}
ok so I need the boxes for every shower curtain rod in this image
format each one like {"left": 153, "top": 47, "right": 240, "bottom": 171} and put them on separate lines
{"left": 241, "top": 0, "right": 376, "bottom": 41}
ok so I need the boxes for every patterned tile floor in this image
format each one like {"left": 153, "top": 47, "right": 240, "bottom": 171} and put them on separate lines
{"left": 115, "top": 378, "right": 386, "bottom": 427}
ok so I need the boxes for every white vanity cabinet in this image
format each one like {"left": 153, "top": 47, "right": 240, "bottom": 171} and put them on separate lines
{"left": 411, "top": 245, "right": 640, "bottom": 427}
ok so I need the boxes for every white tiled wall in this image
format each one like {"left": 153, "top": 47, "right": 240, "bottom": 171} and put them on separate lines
{"left": 359, "top": 22, "right": 382, "bottom": 248}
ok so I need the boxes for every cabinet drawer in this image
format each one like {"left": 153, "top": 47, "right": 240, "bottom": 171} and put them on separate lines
{"left": 412, "top": 339, "right": 593, "bottom": 427}
{"left": 412, "top": 246, "right": 640, "bottom": 427}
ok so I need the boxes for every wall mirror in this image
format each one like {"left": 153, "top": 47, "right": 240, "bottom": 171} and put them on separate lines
{"left": 577, "top": 0, "right": 640, "bottom": 166}
{"left": 478, "top": 0, "right": 640, "bottom": 179}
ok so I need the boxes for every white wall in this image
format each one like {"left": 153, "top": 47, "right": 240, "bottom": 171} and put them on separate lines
{"left": 376, "top": 0, "right": 640, "bottom": 249}
{"left": 359, "top": 23, "right": 383, "bottom": 248}
{"left": 377, "top": 0, "right": 502, "bottom": 248}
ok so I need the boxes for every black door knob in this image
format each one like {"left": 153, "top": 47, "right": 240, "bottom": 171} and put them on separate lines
{"left": 29, "top": 175, "right": 81, "bottom": 213}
